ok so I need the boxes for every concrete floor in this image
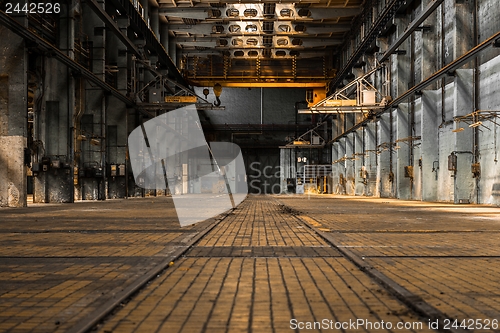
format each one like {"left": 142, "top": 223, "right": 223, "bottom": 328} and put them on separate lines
{"left": 0, "top": 195, "right": 499, "bottom": 332}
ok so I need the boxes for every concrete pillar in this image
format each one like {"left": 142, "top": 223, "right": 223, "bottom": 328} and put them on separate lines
{"left": 80, "top": 5, "right": 106, "bottom": 200}
{"left": 338, "top": 137, "right": 347, "bottom": 194}
{"left": 169, "top": 39, "right": 177, "bottom": 68}
{"left": 453, "top": 69, "right": 475, "bottom": 203}
{"left": 437, "top": 83, "right": 455, "bottom": 202}
{"left": 0, "top": 19, "right": 28, "bottom": 207}
{"left": 354, "top": 128, "right": 364, "bottom": 195}
{"left": 34, "top": 57, "right": 74, "bottom": 203}
{"left": 412, "top": 101, "right": 422, "bottom": 201}
{"left": 331, "top": 142, "right": 340, "bottom": 193}
{"left": 150, "top": 6, "right": 160, "bottom": 39}
{"left": 140, "top": 0, "right": 149, "bottom": 25}
{"left": 34, "top": 2, "right": 76, "bottom": 203}
{"left": 420, "top": 0, "right": 439, "bottom": 89}
{"left": 345, "top": 133, "right": 355, "bottom": 195}
{"left": 396, "top": 104, "right": 411, "bottom": 199}
{"left": 441, "top": 0, "right": 474, "bottom": 66}
{"left": 128, "top": 108, "right": 142, "bottom": 197}
{"left": 478, "top": 54, "right": 500, "bottom": 205}
{"left": 377, "top": 112, "right": 393, "bottom": 197}
{"left": 391, "top": 15, "right": 411, "bottom": 99}
{"left": 160, "top": 22, "right": 170, "bottom": 51}
{"left": 345, "top": 113, "right": 355, "bottom": 130}
{"left": 332, "top": 114, "right": 341, "bottom": 138}
{"left": 105, "top": 19, "right": 128, "bottom": 199}
{"left": 365, "top": 122, "right": 377, "bottom": 196}
{"left": 453, "top": 0, "right": 475, "bottom": 62}
{"left": 421, "top": 90, "right": 440, "bottom": 201}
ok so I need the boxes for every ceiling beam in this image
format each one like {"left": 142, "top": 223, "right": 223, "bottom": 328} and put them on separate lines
{"left": 190, "top": 81, "right": 328, "bottom": 87}
{"left": 160, "top": 7, "right": 361, "bottom": 19}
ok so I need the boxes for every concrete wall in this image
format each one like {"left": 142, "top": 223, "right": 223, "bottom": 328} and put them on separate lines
{"left": 329, "top": 0, "right": 500, "bottom": 205}
{"left": 0, "top": 21, "right": 28, "bottom": 207}
{"left": 196, "top": 86, "right": 310, "bottom": 194}
{"left": 197, "top": 87, "right": 305, "bottom": 125}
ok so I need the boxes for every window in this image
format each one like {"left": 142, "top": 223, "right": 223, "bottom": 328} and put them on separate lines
{"left": 212, "top": 25, "right": 224, "bottom": 33}
{"left": 297, "top": 9, "right": 310, "bottom": 17}
{"left": 294, "top": 24, "right": 306, "bottom": 32}
{"left": 245, "top": 24, "right": 258, "bottom": 33}
{"left": 278, "top": 25, "right": 291, "bottom": 32}
{"left": 232, "top": 38, "right": 244, "bottom": 46}
{"left": 226, "top": 8, "right": 239, "bottom": 17}
{"left": 280, "top": 8, "right": 293, "bottom": 17}
{"left": 277, "top": 38, "right": 288, "bottom": 46}
{"left": 244, "top": 8, "right": 258, "bottom": 17}
{"left": 246, "top": 38, "right": 259, "bottom": 46}
{"left": 229, "top": 25, "right": 241, "bottom": 33}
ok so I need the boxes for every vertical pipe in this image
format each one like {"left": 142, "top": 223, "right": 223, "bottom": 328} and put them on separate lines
{"left": 68, "top": 0, "right": 75, "bottom": 202}
{"left": 409, "top": 5, "right": 415, "bottom": 199}
{"left": 440, "top": 3, "right": 446, "bottom": 124}
{"left": 473, "top": 0, "right": 480, "bottom": 203}
{"left": 125, "top": 108, "right": 129, "bottom": 199}
{"left": 260, "top": 87, "right": 263, "bottom": 125}
{"left": 389, "top": 108, "right": 394, "bottom": 195}
{"left": 100, "top": 95, "right": 106, "bottom": 200}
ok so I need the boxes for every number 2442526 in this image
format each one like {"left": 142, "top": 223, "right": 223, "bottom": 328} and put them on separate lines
{"left": 5, "top": 2, "right": 61, "bottom": 14}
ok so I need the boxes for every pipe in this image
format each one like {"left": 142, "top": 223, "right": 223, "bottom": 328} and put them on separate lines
{"left": 125, "top": 107, "right": 129, "bottom": 199}
{"left": 100, "top": 95, "right": 107, "bottom": 200}
{"left": 473, "top": 0, "right": 480, "bottom": 203}
{"left": 440, "top": 3, "right": 446, "bottom": 124}
{"left": 260, "top": 87, "right": 263, "bottom": 125}
{"left": 68, "top": 1, "right": 76, "bottom": 202}
{"left": 409, "top": 10, "right": 415, "bottom": 199}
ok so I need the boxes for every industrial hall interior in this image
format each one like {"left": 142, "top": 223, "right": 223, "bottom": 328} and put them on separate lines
{"left": 1, "top": 0, "right": 500, "bottom": 332}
